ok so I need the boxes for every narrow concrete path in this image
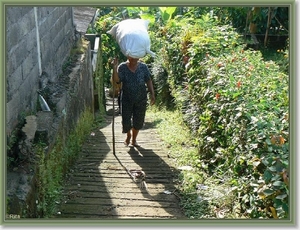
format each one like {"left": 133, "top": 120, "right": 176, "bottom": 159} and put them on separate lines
{"left": 56, "top": 96, "right": 186, "bottom": 219}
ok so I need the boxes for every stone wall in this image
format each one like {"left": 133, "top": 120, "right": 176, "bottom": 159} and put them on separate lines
{"left": 5, "top": 6, "right": 95, "bottom": 217}
{"left": 6, "top": 41, "right": 95, "bottom": 217}
{"left": 6, "top": 7, "right": 75, "bottom": 135}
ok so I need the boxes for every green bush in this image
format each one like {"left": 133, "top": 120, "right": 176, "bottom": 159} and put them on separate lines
{"left": 152, "top": 13, "right": 289, "bottom": 219}
{"left": 187, "top": 48, "right": 288, "bottom": 218}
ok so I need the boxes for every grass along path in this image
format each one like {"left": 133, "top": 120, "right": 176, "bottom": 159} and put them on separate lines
{"left": 146, "top": 106, "right": 244, "bottom": 219}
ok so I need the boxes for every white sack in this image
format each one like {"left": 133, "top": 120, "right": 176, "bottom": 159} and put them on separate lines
{"left": 107, "top": 19, "right": 156, "bottom": 58}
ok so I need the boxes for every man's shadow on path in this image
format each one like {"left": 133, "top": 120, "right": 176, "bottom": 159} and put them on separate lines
{"left": 126, "top": 144, "right": 186, "bottom": 218}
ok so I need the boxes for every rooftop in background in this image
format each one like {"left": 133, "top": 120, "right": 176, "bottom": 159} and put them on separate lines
{"left": 73, "top": 7, "right": 97, "bottom": 34}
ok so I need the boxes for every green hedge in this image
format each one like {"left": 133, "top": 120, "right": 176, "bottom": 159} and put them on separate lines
{"left": 152, "top": 15, "right": 289, "bottom": 218}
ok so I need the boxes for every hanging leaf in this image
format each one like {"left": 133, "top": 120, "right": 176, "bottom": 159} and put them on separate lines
{"left": 252, "top": 159, "right": 261, "bottom": 167}
{"left": 160, "top": 11, "right": 170, "bottom": 22}
{"left": 273, "top": 181, "right": 284, "bottom": 187}
{"left": 159, "top": 7, "right": 177, "bottom": 22}
{"left": 269, "top": 206, "right": 278, "bottom": 219}
{"left": 139, "top": 7, "right": 149, "bottom": 12}
{"left": 275, "top": 194, "right": 287, "bottom": 200}
{"left": 264, "top": 170, "right": 273, "bottom": 183}
{"left": 139, "top": 13, "right": 156, "bottom": 24}
{"left": 281, "top": 169, "right": 289, "bottom": 186}
{"left": 279, "top": 135, "right": 285, "bottom": 145}
{"left": 263, "top": 189, "right": 274, "bottom": 196}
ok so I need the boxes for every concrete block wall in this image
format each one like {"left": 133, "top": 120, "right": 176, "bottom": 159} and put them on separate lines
{"left": 5, "top": 7, "right": 95, "bottom": 216}
{"left": 6, "top": 7, "right": 75, "bottom": 135}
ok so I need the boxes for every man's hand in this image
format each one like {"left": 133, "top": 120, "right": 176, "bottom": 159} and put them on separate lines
{"left": 112, "top": 57, "right": 120, "bottom": 84}
{"left": 112, "top": 57, "right": 119, "bottom": 70}
{"left": 150, "top": 94, "right": 155, "bottom": 106}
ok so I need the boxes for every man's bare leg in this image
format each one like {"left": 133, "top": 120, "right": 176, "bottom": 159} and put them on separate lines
{"left": 131, "top": 128, "right": 140, "bottom": 147}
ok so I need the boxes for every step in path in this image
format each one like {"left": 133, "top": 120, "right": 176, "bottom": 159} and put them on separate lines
{"left": 56, "top": 97, "right": 186, "bottom": 219}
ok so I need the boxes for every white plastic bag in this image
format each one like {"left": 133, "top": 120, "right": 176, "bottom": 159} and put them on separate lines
{"left": 107, "top": 19, "right": 156, "bottom": 58}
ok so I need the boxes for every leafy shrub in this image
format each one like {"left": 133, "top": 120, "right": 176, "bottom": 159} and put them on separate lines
{"left": 187, "top": 49, "right": 289, "bottom": 218}
{"left": 152, "top": 13, "right": 289, "bottom": 219}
